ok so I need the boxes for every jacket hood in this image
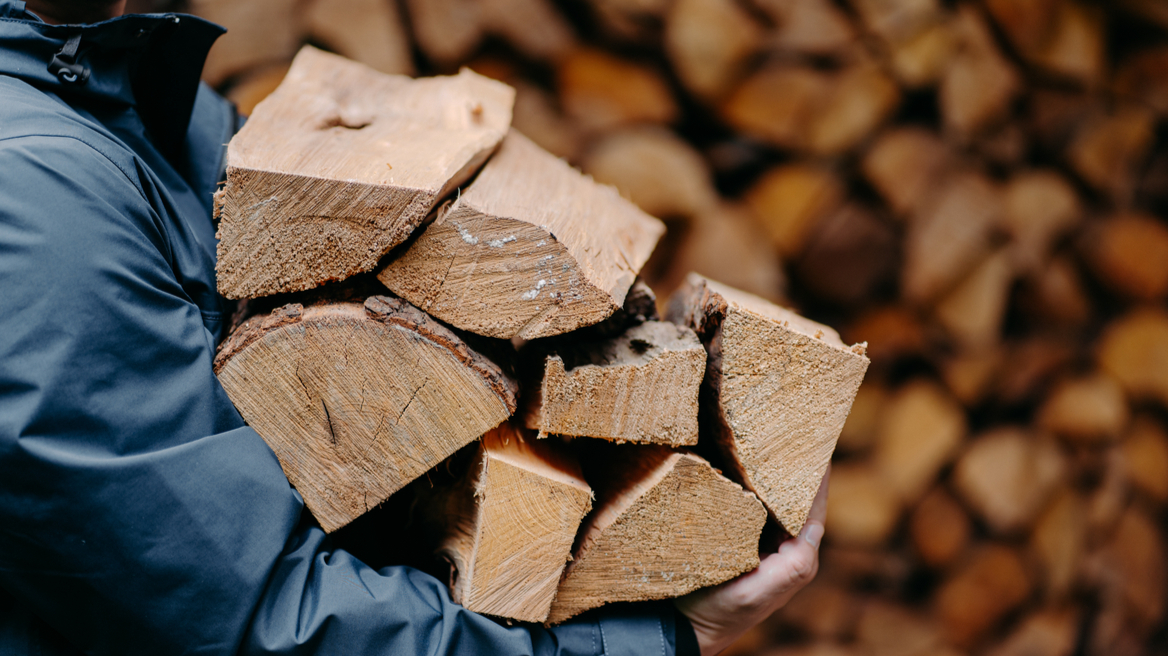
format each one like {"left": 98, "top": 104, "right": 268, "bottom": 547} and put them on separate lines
{"left": 0, "top": 0, "right": 224, "bottom": 157}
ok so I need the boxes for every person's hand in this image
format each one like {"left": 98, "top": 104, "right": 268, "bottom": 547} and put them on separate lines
{"left": 675, "top": 467, "right": 829, "bottom": 655}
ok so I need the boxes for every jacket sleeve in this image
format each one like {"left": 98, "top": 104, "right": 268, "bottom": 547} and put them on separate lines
{"left": 0, "top": 135, "right": 690, "bottom": 656}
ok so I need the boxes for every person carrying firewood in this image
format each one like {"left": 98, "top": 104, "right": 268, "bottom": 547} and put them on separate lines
{"left": 0, "top": 1, "right": 829, "bottom": 654}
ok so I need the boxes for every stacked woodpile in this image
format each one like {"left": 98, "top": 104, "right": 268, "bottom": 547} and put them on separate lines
{"left": 147, "top": 0, "right": 1168, "bottom": 651}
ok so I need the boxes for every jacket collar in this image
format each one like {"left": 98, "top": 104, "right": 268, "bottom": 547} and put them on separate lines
{"left": 0, "top": 1, "right": 224, "bottom": 158}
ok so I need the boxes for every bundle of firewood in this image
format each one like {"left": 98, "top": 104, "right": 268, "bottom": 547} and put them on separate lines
{"left": 210, "top": 46, "right": 868, "bottom": 624}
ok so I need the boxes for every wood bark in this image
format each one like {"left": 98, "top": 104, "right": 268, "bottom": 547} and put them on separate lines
{"left": 546, "top": 445, "right": 766, "bottom": 624}
{"left": 215, "top": 46, "right": 514, "bottom": 299}
{"left": 424, "top": 424, "right": 592, "bottom": 622}
{"left": 214, "top": 294, "right": 517, "bottom": 532}
{"left": 377, "top": 130, "right": 664, "bottom": 340}
{"left": 524, "top": 320, "right": 706, "bottom": 445}
{"left": 667, "top": 274, "right": 870, "bottom": 535}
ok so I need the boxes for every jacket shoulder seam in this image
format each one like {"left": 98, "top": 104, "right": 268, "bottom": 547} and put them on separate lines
{"left": 0, "top": 132, "right": 149, "bottom": 206}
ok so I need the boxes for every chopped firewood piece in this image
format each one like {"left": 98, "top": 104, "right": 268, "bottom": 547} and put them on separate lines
{"left": 304, "top": 0, "right": 414, "bottom": 76}
{"left": 424, "top": 424, "right": 592, "bottom": 622}
{"left": 903, "top": 171, "right": 1003, "bottom": 303}
{"left": 942, "top": 348, "right": 1002, "bottom": 407}
{"left": 794, "top": 203, "right": 899, "bottom": 307}
{"left": 215, "top": 47, "right": 514, "bottom": 299}
{"left": 581, "top": 126, "right": 718, "bottom": 220}
{"left": 810, "top": 64, "right": 901, "bottom": 155}
{"left": 987, "top": 0, "right": 1104, "bottom": 85}
{"left": 837, "top": 380, "right": 887, "bottom": 454}
{"left": 664, "top": 0, "right": 764, "bottom": 101}
{"left": 1114, "top": 46, "right": 1168, "bottom": 116}
{"left": 1098, "top": 308, "right": 1168, "bottom": 407}
{"left": 1017, "top": 257, "right": 1092, "bottom": 327}
{"left": 511, "top": 82, "right": 583, "bottom": 161}
{"left": 1083, "top": 212, "right": 1168, "bottom": 301}
{"left": 873, "top": 380, "right": 966, "bottom": 504}
{"left": 934, "top": 248, "right": 1014, "bottom": 349}
{"left": 558, "top": 49, "right": 678, "bottom": 133}
{"left": 825, "top": 463, "right": 902, "bottom": 547}
{"left": 775, "top": 580, "right": 861, "bottom": 640}
{"left": 1067, "top": 106, "right": 1156, "bottom": 203}
{"left": 1121, "top": 417, "right": 1168, "bottom": 503}
{"left": 659, "top": 203, "right": 787, "bottom": 304}
{"left": 190, "top": 0, "right": 302, "bottom": 86}
{"left": 844, "top": 306, "right": 928, "bottom": 365}
{"left": 847, "top": 0, "right": 942, "bottom": 43}
{"left": 985, "top": 607, "right": 1081, "bottom": 656}
{"left": 213, "top": 295, "right": 517, "bottom": 532}
{"left": 951, "top": 427, "right": 1066, "bottom": 535}
{"left": 1037, "top": 373, "right": 1129, "bottom": 443}
{"left": 403, "top": 0, "right": 483, "bottom": 66}
{"left": 546, "top": 446, "right": 766, "bottom": 623}
{"left": 889, "top": 17, "right": 956, "bottom": 87}
{"left": 225, "top": 62, "right": 290, "bottom": 117}
{"left": 745, "top": 163, "right": 844, "bottom": 257}
{"left": 760, "top": 0, "right": 857, "bottom": 56}
{"left": 939, "top": 5, "right": 1022, "bottom": 138}
{"left": 862, "top": 128, "right": 954, "bottom": 218}
{"left": 855, "top": 601, "right": 946, "bottom": 656}
{"left": 478, "top": 0, "right": 577, "bottom": 63}
{"left": 996, "top": 336, "right": 1077, "bottom": 405}
{"left": 378, "top": 131, "right": 663, "bottom": 340}
{"left": 1002, "top": 170, "right": 1081, "bottom": 271}
{"left": 1030, "top": 488, "right": 1086, "bottom": 598}
{"left": 937, "top": 545, "right": 1033, "bottom": 647}
{"left": 524, "top": 321, "right": 705, "bottom": 445}
{"left": 910, "top": 487, "right": 971, "bottom": 568}
{"left": 1028, "top": 87, "right": 1101, "bottom": 150}
{"left": 1084, "top": 507, "right": 1167, "bottom": 629}
{"left": 668, "top": 274, "right": 869, "bottom": 534}
{"left": 983, "top": 0, "right": 1060, "bottom": 53}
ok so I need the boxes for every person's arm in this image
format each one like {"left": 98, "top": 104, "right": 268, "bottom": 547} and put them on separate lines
{"left": 0, "top": 134, "right": 684, "bottom": 656}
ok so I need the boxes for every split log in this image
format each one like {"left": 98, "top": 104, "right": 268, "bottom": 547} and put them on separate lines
{"left": 1084, "top": 450, "right": 1130, "bottom": 540}
{"left": 745, "top": 163, "right": 844, "bottom": 258}
{"left": 558, "top": 48, "right": 678, "bottom": 133}
{"left": 190, "top": 0, "right": 302, "bottom": 86}
{"left": 1030, "top": 488, "right": 1086, "bottom": 599}
{"left": 987, "top": 0, "right": 1104, "bottom": 86}
{"left": 1037, "top": 373, "right": 1129, "bottom": 444}
{"left": 523, "top": 320, "right": 706, "bottom": 445}
{"left": 873, "top": 380, "right": 966, "bottom": 504}
{"left": 225, "top": 62, "right": 290, "bottom": 117}
{"left": 843, "top": 307, "right": 928, "bottom": 365}
{"left": 1083, "top": 212, "right": 1168, "bottom": 301}
{"left": 861, "top": 128, "right": 954, "bottom": 219}
{"left": 424, "top": 424, "right": 592, "bottom": 622}
{"left": 403, "top": 0, "right": 483, "bottom": 66}
{"left": 1084, "top": 507, "right": 1167, "bottom": 632}
{"left": 304, "top": 0, "right": 414, "bottom": 76}
{"left": 910, "top": 487, "right": 970, "bottom": 568}
{"left": 511, "top": 81, "right": 583, "bottom": 161}
{"left": 213, "top": 295, "right": 517, "bottom": 532}
{"left": 760, "top": 0, "right": 857, "bottom": 57}
{"left": 1002, "top": 170, "right": 1081, "bottom": 272}
{"left": 855, "top": 601, "right": 947, "bottom": 656}
{"left": 888, "top": 17, "right": 956, "bottom": 88}
{"left": 774, "top": 580, "right": 861, "bottom": 640}
{"left": 1066, "top": 106, "right": 1156, "bottom": 204}
{"left": 847, "top": 0, "right": 941, "bottom": 44}
{"left": 377, "top": 130, "right": 664, "bottom": 340}
{"left": 1114, "top": 46, "right": 1168, "bottom": 116}
{"left": 902, "top": 171, "right": 1004, "bottom": 304}
{"left": 1120, "top": 416, "right": 1168, "bottom": 503}
{"left": 995, "top": 336, "right": 1077, "bottom": 405}
{"left": 546, "top": 445, "right": 766, "bottom": 623}
{"left": 477, "top": 0, "right": 578, "bottom": 63}
{"left": 1027, "top": 87, "right": 1101, "bottom": 151}
{"left": 824, "top": 463, "right": 901, "bottom": 547}
{"left": 939, "top": 5, "right": 1022, "bottom": 138}
{"left": 936, "top": 545, "right": 1033, "bottom": 647}
{"left": 1016, "top": 256, "right": 1092, "bottom": 327}
{"left": 951, "top": 427, "right": 1066, "bottom": 535}
{"left": 975, "top": 121, "right": 1029, "bottom": 168}
{"left": 580, "top": 126, "right": 718, "bottom": 220}
{"left": 984, "top": 608, "right": 1081, "bottom": 656}
{"left": 837, "top": 380, "right": 887, "bottom": 454}
{"left": 663, "top": 0, "right": 764, "bottom": 101}
{"left": 668, "top": 274, "right": 869, "bottom": 534}
{"left": 942, "top": 348, "right": 1002, "bottom": 407}
{"left": 1098, "top": 308, "right": 1168, "bottom": 407}
{"left": 793, "top": 203, "right": 899, "bottom": 308}
{"left": 933, "top": 248, "right": 1014, "bottom": 349}
{"left": 215, "top": 47, "right": 514, "bottom": 299}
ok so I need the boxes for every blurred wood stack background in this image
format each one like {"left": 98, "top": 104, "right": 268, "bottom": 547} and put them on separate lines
{"left": 130, "top": 0, "right": 1168, "bottom": 652}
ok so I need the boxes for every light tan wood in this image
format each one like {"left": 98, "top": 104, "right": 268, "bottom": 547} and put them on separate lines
{"left": 215, "top": 47, "right": 514, "bottom": 299}
{"left": 663, "top": 0, "right": 764, "bottom": 101}
{"left": 985, "top": 607, "right": 1081, "bottom": 656}
{"left": 213, "top": 295, "right": 516, "bottom": 533}
{"left": 939, "top": 5, "right": 1021, "bottom": 138}
{"left": 1120, "top": 416, "right": 1168, "bottom": 503}
{"left": 511, "top": 82, "right": 583, "bottom": 161}
{"left": 1098, "top": 307, "right": 1168, "bottom": 406}
{"left": 546, "top": 446, "right": 766, "bottom": 623}
{"left": 873, "top": 380, "right": 966, "bottom": 504}
{"left": 1067, "top": 106, "right": 1156, "bottom": 203}
{"left": 745, "top": 163, "right": 843, "bottom": 257}
{"left": 837, "top": 380, "right": 886, "bottom": 453}
{"left": 377, "top": 131, "right": 664, "bottom": 340}
{"left": 936, "top": 545, "right": 1033, "bottom": 647}
{"left": 478, "top": 0, "right": 578, "bottom": 63}
{"left": 910, "top": 487, "right": 970, "bottom": 568}
{"left": 558, "top": 48, "right": 678, "bottom": 133}
{"left": 848, "top": 0, "right": 941, "bottom": 43}
{"left": 403, "top": 0, "right": 483, "bottom": 66}
{"left": 987, "top": 0, "right": 1104, "bottom": 86}
{"left": 190, "top": 0, "right": 302, "bottom": 86}
{"left": 825, "top": 463, "right": 901, "bottom": 547}
{"left": 889, "top": 17, "right": 956, "bottom": 88}
{"left": 225, "top": 63, "right": 291, "bottom": 117}
{"left": 667, "top": 274, "right": 869, "bottom": 534}
{"left": 934, "top": 248, "right": 1015, "bottom": 349}
{"left": 1002, "top": 170, "right": 1081, "bottom": 271}
{"left": 525, "top": 320, "right": 705, "bottom": 445}
{"left": 1084, "top": 212, "right": 1168, "bottom": 301}
{"left": 855, "top": 601, "right": 947, "bottom": 656}
{"left": 304, "top": 0, "right": 414, "bottom": 76}
{"left": 951, "top": 427, "right": 1066, "bottom": 535}
{"left": 1029, "top": 488, "right": 1086, "bottom": 599}
{"left": 429, "top": 424, "right": 592, "bottom": 622}
{"left": 760, "top": 0, "right": 857, "bottom": 57}
{"left": 902, "top": 171, "right": 1003, "bottom": 303}
{"left": 1037, "top": 373, "right": 1129, "bottom": 443}
{"left": 942, "top": 347, "right": 1002, "bottom": 406}
{"left": 862, "top": 128, "right": 953, "bottom": 218}
{"left": 774, "top": 580, "right": 861, "bottom": 640}
{"left": 581, "top": 126, "right": 718, "bottom": 220}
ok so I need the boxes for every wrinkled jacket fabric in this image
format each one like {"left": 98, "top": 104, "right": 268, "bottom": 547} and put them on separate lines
{"left": 0, "top": 3, "right": 694, "bottom": 654}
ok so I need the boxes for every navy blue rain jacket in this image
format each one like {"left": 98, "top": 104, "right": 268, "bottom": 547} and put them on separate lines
{"left": 0, "top": 3, "right": 698, "bottom": 654}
